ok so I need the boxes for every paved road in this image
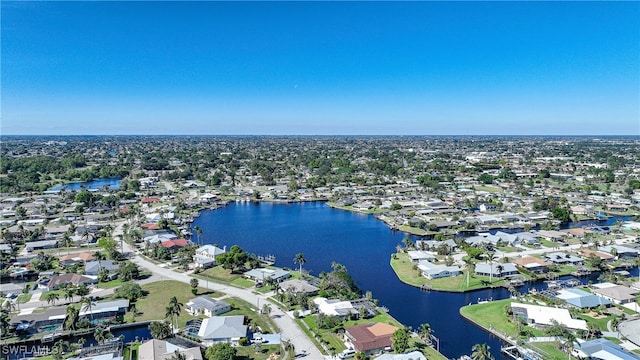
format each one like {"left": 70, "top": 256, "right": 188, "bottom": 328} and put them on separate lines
{"left": 115, "top": 226, "right": 324, "bottom": 359}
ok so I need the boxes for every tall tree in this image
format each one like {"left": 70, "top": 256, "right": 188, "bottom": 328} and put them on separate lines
{"left": 471, "top": 343, "right": 494, "bottom": 360}
{"left": 391, "top": 327, "right": 411, "bottom": 353}
{"left": 190, "top": 278, "right": 199, "bottom": 295}
{"left": 294, "top": 253, "right": 306, "bottom": 275}
{"left": 43, "top": 291, "right": 60, "bottom": 306}
{"left": 486, "top": 252, "right": 497, "bottom": 283}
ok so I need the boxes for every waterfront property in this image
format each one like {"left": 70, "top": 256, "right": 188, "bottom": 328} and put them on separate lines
{"left": 313, "top": 297, "right": 358, "bottom": 318}
{"left": 195, "top": 315, "right": 248, "bottom": 346}
{"left": 185, "top": 296, "right": 231, "bottom": 317}
{"left": 373, "top": 351, "right": 427, "bottom": 360}
{"left": 138, "top": 338, "right": 203, "bottom": 360}
{"left": 555, "top": 288, "right": 612, "bottom": 309}
{"left": 510, "top": 302, "right": 587, "bottom": 330}
{"left": 243, "top": 267, "right": 291, "bottom": 283}
{"left": 344, "top": 322, "right": 398, "bottom": 356}
{"left": 417, "top": 261, "right": 462, "bottom": 280}
{"left": 591, "top": 283, "right": 639, "bottom": 305}
{"left": 193, "top": 244, "right": 226, "bottom": 269}
{"left": 574, "top": 338, "right": 640, "bottom": 360}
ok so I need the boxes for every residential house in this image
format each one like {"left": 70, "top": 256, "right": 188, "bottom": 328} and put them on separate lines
{"left": 11, "top": 307, "right": 67, "bottom": 335}
{"left": 544, "top": 252, "right": 584, "bottom": 265}
{"left": 513, "top": 256, "right": 551, "bottom": 274}
{"left": 58, "top": 251, "right": 95, "bottom": 268}
{"left": 575, "top": 338, "right": 640, "bottom": 360}
{"left": 279, "top": 279, "right": 320, "bottom": 296}
{"left": 510, "top": 302, "right": 587, "bottom": 330}
{"left": 344, "top": 322, "right": 399, "bottom": 356}
{"left": 85, "top": 260, "right": 120, "bottom": 278}
{"left": 580, "top": 249, "right": 615, "bottom": 262}
{"left": 406, "top": 250, "right": 437, "bottom": 263}
{"left": 244, "top": 267, "right": 291, "bottom": 283}
{"left": 374, "top": 352, "right": 427, "bottom": 360}
{"left": 197, "top": 315, "right": 247, "bottom": 346}
{"left": 474, "top": 263, "right": 519, "bottom": 278}
{"left": 417, "top": 261, "right": 462, "bottom": 280}
{"left": 313, "top": 297, "right": 358, "bottom": 318}
{"left": 138, "top": 339, "right": 203, "bottom": 360}
{"left": 160, "top": 239, "right": 190, "bottom": 252}
{"left": 25, "top": 240, "right": 58, "bottom": 253}
{"left": 599, "top": 245, "right": 639, "bottom": 259}
{"left": 555, "top": 288, "right": 611, "bottom": 309}
{"left": 185, "top": 296, "right": 231, "bottom": 317}
{"left": 47, "top": 273, "right": 95, "bottom": 290}
{"left": 536, "top": 230, "right": 567, "bottom": 242}
{"left": 193, "top": 245, "right": 226, "bottom": 269}
{"left": 591, "top": 283, "right": 639, "bottom": 305}
{"left": 79, "top": 299, "right": 129, "bottom": 324}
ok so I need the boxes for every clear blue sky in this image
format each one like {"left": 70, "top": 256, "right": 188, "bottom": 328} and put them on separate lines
{"left": 2, "top": 1, "right": 639, "bottom": 135}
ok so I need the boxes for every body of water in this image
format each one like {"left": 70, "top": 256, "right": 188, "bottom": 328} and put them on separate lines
{"left": 49, "top": 178, "right": 122, "bottom": 192}
{"left": 192, "top": 202, "right": 511, "bottom": 358}
{"left": 192, "top": 202, "right": 638, "bottom": 358}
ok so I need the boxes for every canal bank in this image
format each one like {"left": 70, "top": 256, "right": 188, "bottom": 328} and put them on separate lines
{"left": 192, "top": 201, "right": 639, "bottom": 359}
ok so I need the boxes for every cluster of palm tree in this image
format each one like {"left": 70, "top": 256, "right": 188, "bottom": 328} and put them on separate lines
{"left": 165, "top": 296, "right": 184, "bottom": 333}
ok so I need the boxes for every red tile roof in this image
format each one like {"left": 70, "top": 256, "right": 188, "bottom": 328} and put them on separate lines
{"left": 141, "top": 197, "right": 160, "bottom": 203}
{"left": 141, "top": 223, "right": 161, "bottom": 230}
{"left": 345, "top": 323, "right": 398, "bottom": 352}
{"left": 160, "top": 238, "right": 189, "bottom": 248}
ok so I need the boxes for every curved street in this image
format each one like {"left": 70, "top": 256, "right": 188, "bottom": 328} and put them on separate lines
{"left": 119, "top": 238, "right": 325, "bottom": 359}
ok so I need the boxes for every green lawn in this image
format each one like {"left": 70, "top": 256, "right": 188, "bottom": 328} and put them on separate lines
{"left": 231, "top": 277, "right": 256, "bottom": 288}
{"left": 131, "top": 280, "right": 208, "bottom": 327}
{"left": 236, "top": 344, "right": 281, "bottom": 360}
{"left": 397, "top": 225, "right": 433, "bottom": 236}
{"left": 97, "top": 279, "right": 125, "bottom": 289}
{"left": 460, "top": 299, "right": 519, "bottom": 337}
{"left": 200, "top": 266, "right": 242, "bottom": 282}
{"left": 390, "top": 252, "right": 508, "bottom": 291}
{"left": 461, "top": 300, "right": 569, "bottom": 360}
{"left": 225, "top": 297, "right": 278, "bottom": 334}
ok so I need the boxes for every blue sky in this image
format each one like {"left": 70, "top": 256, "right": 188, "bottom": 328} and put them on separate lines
{"left": 2, "top": 1, "right": 639, "bottom": 135}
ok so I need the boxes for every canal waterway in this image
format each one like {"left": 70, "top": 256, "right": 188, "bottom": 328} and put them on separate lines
{"left": 193, "top": 202, "right": 637, "bottom": 359}
{"left": 48, "top": 178, "right": 122, "bottom": 192}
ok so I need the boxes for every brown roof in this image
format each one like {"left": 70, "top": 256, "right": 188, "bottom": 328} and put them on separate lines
{"left": 59, "top": 252, "right": 95, "bottom": 262}
{"left": 580, "top": 248, "right": 614, "bottom": 260}
{"left": 48, "top": 273, "right": 93, "bottom": 288}
{"left": 513, "top": 256, "right": 551, "bottom": 267}
{"left": 346, "top": 323, "right": 398, "bottom": 352}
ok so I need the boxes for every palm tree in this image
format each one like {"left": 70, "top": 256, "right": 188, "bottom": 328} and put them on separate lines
{"left": 471, "top": 343, "right": 494, "bottom": 360}
{"left": 94, "top": 251, "right": 105, "bottom": 268}
{"left": 167, "top": 296, "right": 183, "bottom": 332}
{"left": 64, "top": 305, "right": 79, "bottom": 330}
{"left": 463, "top": 257, "right": 475, "bottom": 288}
{"left": 495, "top": 264, "right": 504, "bottom": 280}
{"left": 486, "top": 252, "right": 497, "bottom": 283}
{"left": 294, "top": 253, "right": 306, "bottom": 275}
{"left": 80, "top": 296, "right": 96, "bottom": 322}
{"left": 193, "top": 226, "right": 203, "bottom": 246}
{"left": 44, "top": 291, "right": 60, "bottom": 306}
{"left": 63, "top": 286, "right": 76, "bottom": 303}
{"left": 418, "top": 323, "right": 433, "bottom": 344}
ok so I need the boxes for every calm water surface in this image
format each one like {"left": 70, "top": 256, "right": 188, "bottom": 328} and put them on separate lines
{"left": 49, "top": 178, "right": 122, "bottom": 191}
{"left": 194, "top": 202, "right": 513, "bottom": 358}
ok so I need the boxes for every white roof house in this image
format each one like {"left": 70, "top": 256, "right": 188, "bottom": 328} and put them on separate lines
{"left": 511, "top": 302, "right": 587, "bottom": 330}
{"left": 417, "top": 261, "right": 462, "bottom": 280}
{"left": 313, "top": 297, "right": 357, "bottom": 317}
{"left": 197, "top": 315, "right": 247, "bottom": 346}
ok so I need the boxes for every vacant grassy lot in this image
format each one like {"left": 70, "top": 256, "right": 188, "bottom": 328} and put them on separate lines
{"left": 130, "top": 280, "right": 217, "bottom": 327}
